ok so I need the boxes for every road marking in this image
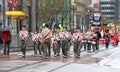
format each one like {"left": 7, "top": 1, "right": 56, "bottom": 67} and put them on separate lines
{"left": 98, "top": 46, "right": 120, "bottom": 66}
{"left": 107, "top": 49, "right": 120, "bottom": 58}
{"left": 48, "top": 62, "right": 75, "bottom": 72}
{"left": 6, "top": 60, "right": 46, "bottom": 72}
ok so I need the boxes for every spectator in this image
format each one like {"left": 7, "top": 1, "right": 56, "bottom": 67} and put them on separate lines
{"left": 0, "top": 31, "right": 3, "bottom": 54}
{"left": 1, "top": 30, "right": 12, "bottom": 56}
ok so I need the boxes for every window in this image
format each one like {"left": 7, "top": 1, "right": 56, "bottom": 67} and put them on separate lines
{"left": 103, "top": 12, "right": 115, "bottom": 15}
{"left": 101, "top": 7, "right": 115, "bottom": 10}
{"left": 100, "top": 1, "right": 115, "bottom": 5}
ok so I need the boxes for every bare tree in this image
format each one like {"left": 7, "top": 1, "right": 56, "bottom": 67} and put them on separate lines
{"left": 38, "top": 0, "right": 65, "bottom": 28}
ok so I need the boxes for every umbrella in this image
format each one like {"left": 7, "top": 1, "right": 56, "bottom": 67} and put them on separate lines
{"left": 0, "top": 28, "right": 3, "bottom": 33}
{"left": 0, "top": 26, "right": 14, "bottom": 32}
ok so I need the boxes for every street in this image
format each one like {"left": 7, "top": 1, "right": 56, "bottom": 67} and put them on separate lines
{"left": 0, "top": 0, "right": 120, "bottom": 72}
{"left": 0, "top": 44, "right": 120, "bottom": 72}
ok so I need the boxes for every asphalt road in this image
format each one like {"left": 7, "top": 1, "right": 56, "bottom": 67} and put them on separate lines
{"left": 0, "top": 44, "right": 120, "bottom": 72}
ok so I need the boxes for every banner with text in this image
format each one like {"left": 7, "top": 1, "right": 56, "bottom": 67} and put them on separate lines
{"left": 92, "top": 12, "right": 102, "bottom": 26}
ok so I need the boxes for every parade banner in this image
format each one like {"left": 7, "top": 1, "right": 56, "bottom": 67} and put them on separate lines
{"left": 92, "top": 12, "right": 102, "bottom": 26}
{"left": 92, "top": 22, "right": 101, "bottom": 26}
{"left": 7, "top": 0, "right": 18, "bottom": 8}
{"left": 93, "top": 13, "right": 102, "bottom": 22}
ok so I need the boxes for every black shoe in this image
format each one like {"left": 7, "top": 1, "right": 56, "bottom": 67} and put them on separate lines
{"left": 57, "top": 54, "right": 60, "bottom": 56}
{"left": 54, "top": 55, "right": 57, "bottom": 57}
{"left": 46, "top": 56, "right": 50, "bottom": 59}
{"left": 34, "top": 55, "right": 37, "bottom": 57}
{"left": 77, "top": 56, "right": 80, "bottom": 58}
{"left": 63, "top": 55, "right": 67, "bottom": 58}
{"left": 74, "top": 54, "right": 77, "bottom": 57}
{"left": 22, "top": 55, "right": 25, "bottom": 58}
{"left": 39, "top": 55, "right": 42, "bottom": 57}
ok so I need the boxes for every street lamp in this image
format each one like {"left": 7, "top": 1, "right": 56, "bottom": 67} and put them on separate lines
{"left": 72, "top": 3, "right": 76, "bottom": 32}
{"left": 87, "top": 9, "right": 91, "bottom": 29}
{"left": 2, "top": 0, "right": 6, "bottom": 28}
{"left": 36, "top": 0, "right": 38, "bottom": 31}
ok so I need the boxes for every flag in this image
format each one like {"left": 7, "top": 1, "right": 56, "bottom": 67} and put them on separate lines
{"left": 7, "top": 0, "right": 18, "bottom": 8}
{"left": 8, "top": 0, "right": 12, "bottom": 7}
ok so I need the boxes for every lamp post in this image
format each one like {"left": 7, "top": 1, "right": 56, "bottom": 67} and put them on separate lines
{"left": 72, "top": 3, "right": 76, "bottom": 32}
{"left": 87, "top": 9, "right": 91, "bottom": 29}
{"left": 36, "top": 0, "right": 38, "bottom": 31}
{"left": 2, "top": 0, "right": 6, "bottom": 28}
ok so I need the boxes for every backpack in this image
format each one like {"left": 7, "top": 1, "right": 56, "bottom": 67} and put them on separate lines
{"left": 7, "top": 34, "right": 12, "bottom": 42}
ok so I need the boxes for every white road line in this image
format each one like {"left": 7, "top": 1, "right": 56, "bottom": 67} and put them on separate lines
{"left": 98, "top": 46, "right": 120, "bottom": 66}
{"left": 107, "top": 48, "right": 120, "bottom": 58}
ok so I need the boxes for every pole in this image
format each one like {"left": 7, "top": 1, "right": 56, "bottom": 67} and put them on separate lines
{"left": 82, "top": 17, "right": 83, "bottom": 32}
{"left": 73, "top": 5, "right": 74, "bottom": 32}
{"left": 36, "top": 0, "right": 38, "bottom": 31}
{"left": 2, "top": 0, "right": 6, "bottom": 28}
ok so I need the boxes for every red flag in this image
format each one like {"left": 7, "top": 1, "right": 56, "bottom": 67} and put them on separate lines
{"left": 7, "top": 0, "right": 18, "bottom": 8}
{"left": 7, "top": 0, "right": 12, "bottom": 7}
{"left": 12, "top": 0, "right": 18, "bottom": 8}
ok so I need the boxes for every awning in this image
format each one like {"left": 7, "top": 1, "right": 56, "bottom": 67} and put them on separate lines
{"left": 5, "top": 11, "right": 28, "bottom": 17}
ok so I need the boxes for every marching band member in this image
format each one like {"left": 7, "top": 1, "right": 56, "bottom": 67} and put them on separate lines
{"left": 51, "top": 31, "right": 59, "bottom": 57}
{"left": 61, "top": 27, "right": 69, "bottom": 58}
{"left": 56, "top": 27, "right": 61, "bottom": 56}
{"left": 67, "top": 30, "right": 72, "bottom": 53}
{"left": 114, "top": 31, "right": 119, "bottom": 46}
{"left": 31, "top": 31, "right": 41, "bottom": 57}
{"left": 19, "top": 25, "right": 28, "bottom": 58}
{"left": 72, "top": 27, "right": 82, "bottom": 58}
{"left": 42, "top": 23, "right": 52, "bottom": 59}
{"left": 86, "top": 29, "right": 93, "bottom": 52}
{"left": 91, "top": 32, "right": 97, "bottom": 52}
{"left": 82, "top": 30, "right": 87, "bottom": 51}
{"left": 38, "top": 29, "right": 43, "bottom": 57}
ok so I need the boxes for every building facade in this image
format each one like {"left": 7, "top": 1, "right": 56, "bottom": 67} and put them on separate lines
{"left": 72, "top": 0, "right": 92, "bottom": 31}
{"left": 118, "top": 0, "right": 120, "bottom": 21}
{"left": 99, "top": 0, "right": 119, "bottom": 22}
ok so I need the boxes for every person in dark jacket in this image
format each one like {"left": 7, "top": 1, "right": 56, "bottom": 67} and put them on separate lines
{"left": 1, "top": 30, "right": 12, "bottom": 56}
{"left": 95, "top": 30, "right": 101, "bottom": 51}
{"left": 105, "top": 34, "right": 110, "bottom": 49}
{"left": 0, "top": 31, "right": 3, "bottom": 54}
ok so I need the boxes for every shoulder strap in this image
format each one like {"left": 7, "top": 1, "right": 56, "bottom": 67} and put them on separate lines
{"left": 42, "top": 30, "right": 51, "bottom": 40}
